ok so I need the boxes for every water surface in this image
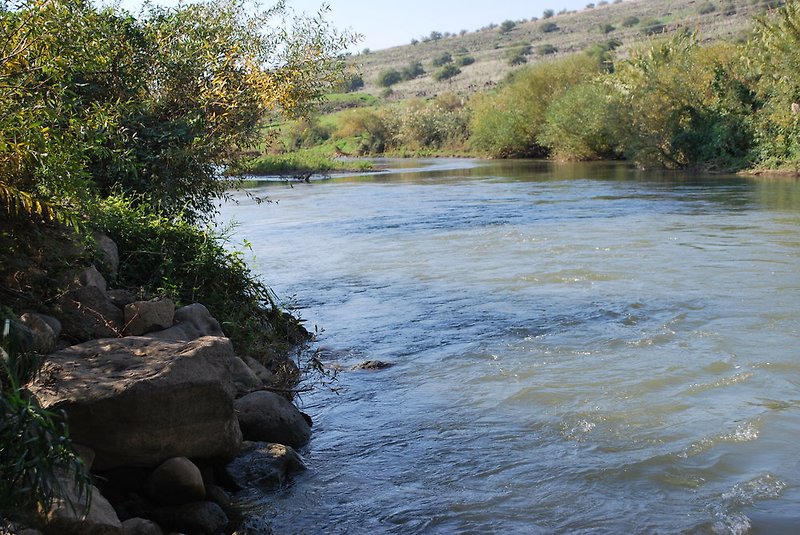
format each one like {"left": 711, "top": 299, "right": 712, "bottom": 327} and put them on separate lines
{"left": 219, "top": 160, "right": 800, "bottom": 534}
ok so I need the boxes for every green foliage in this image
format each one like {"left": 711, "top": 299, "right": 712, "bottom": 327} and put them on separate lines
{"left": 432, "top": 52, "right": 453, "bottom": 67}
{"left": 338, "top": 72, "right": 365, "bottom": 93}
{"left": 541, "top": 21, "right": 559, "bottom": 33}
{"left": 401, "top": 61, "right": 426, "bottom": 80}
{"left": 470, "top": 54, "right": 603, "bottom": 157}
{"left": 500, "top": 20, "right": 516, "bottom": 33}
{"left": 244, "top": 152, "right": 372, "bottom": 175}
{"left": 507, "top": 48, "right": 529, "bottom": 65}
{"left": 543, "top": 9, "right": 555, "bottom": 18}
{"left": 537, "top": 44, "right": 558, "bottom": 55}
{"left": 600, "top": 23, "right": 615, "bottom": 33}
{"left": 698, "top": 2, "right": 717, "bottom": 14}
{"left": 1, "top": 319, "right": 90, "bottom": 526}
{"left": 455, "top": 55, "right": 475, "bottom": 66}
{"left": 95, "top": 196, "right": 310, "bottom": 364}
{"left": 639, "top": 18, "right": 665, "bottom": 35}
{"left": 541, "top": 81, "right": 621, "bottom": 160}
{"left": 433, "top": 63, "right": 461, "bottom": 81}
{"left": 378, "top": 68, "right": 403, "bottom": 87}
{"left": 621, "top": 15, "right": 640, "bottom": 27}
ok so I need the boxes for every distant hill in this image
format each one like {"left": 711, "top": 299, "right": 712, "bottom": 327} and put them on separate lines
{"left": 351, "top": 0, "right": 780, "bottom": 100}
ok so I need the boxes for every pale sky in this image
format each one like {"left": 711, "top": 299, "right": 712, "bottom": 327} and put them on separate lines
{"left": 115, "top": 0, "right": 595, "bottom": 52}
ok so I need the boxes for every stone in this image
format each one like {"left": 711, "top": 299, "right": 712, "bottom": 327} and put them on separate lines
{"left": 76, "top": 266, "right": 108, "bottom": 293}
{"left": 230, "top": 357, "right": 262, "bottom": 396}
{"left": 150, "top": 304, "right": 224, "bottom": 342}
{"left": 108, "top": 290, "right": 138, "bottom": 310}
{"left": 204, "top": 485, "right": 231, "bottom": 510}
{"left": 241, "top": 356, "right": 275, "bottom": 384}
{"left": 145, "top": 457, "right": 205, "bottom": 506}
{"left": 124, "top": 299, "right": 175, "bottom": 336}
{"left": 74, "top": 444, "right": 96, "bottom": 472}
{"left": 94, "top": 234, "right": 120, "bottom": 279}
{"left": 150, "top": 502, "right": 227, "bottom": 535}
{"left": 28, "top": 336, "right": 242, "bottom": 469}
{"left": 352, "top": 360, "right": 394, "bottom": 371}
{"left": 120, "top": 518, "right": 163, "bottom": 535}
{"left": 222, "top": 442, "right": 306, "bottom": 491}
{"left": 234, "top": 391, "right": 311, "bottom": 448}
{"left": 58, "top": 286, "right": 124, "bottom": 341}
{"left": 19, "top": 313, "right": 59, "bottom": 354}
{"left": 44, "top": 481, "right": 122, "bottom": 535}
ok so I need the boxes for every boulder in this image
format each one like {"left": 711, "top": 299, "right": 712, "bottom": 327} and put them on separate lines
{"left": 352, "top": 360, "right": 394, "bottom": 371}
{"left": 124, "top": 299, "right": 175, "bottom": 336}
{"left": 74, "top": 444, "right": 96, "bottom": 472}
{"left": 145, "top": 457, "right": 205, "bottom": 506}
{"left": 222, "top": 442, "right": 306, "bottom": 490}
{"left": 28, "top": 336, "right": 242, "bottom": 469}
{"left": 76, "top": 266, "right": 108, "bottom": 293}
{"left": 44, "top": 481, "right": 122, "bottom": 535}
{"left": 107, "top": 290, "right": 139, "bottom": 310}
{"left": 19, "top": 313, "right": 60, "bottom": 354}
{"left": 150, "top": 304, "right": 224, "bottom": 342}
{"left": 241, "top": 356, "right": 275, "bottom": 384}
{"left": 94, "top": 234, "right": 120, "bottom": 279}
{"left": 230, "top": 357, "right": 262, "bottom": 396}
{"left": 58, "top": 286, "right": 124, "bottom": 341}
{"left": 121, "top": 518, "right": 162, "bottom": 535}
{"left": 234, "top": 391, "right": 311, "bottom": 448}
{"left": 204, "top": 485, "right": 231, "bottom": 510}
{"left": 150, "top": 502, "right": 227, "bottom": 535}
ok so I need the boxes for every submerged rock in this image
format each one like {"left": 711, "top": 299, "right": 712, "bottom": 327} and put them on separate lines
{"left": 28, "top": 336, "right": 242, "bottom": 469}
{"left": 234, "top": 391, "right": 311, "bottom": 448}
{"left": 352, "top": 360, "right": 394, "bottom": 371}
{"left": 222, "top": 442, "right": 307, "bottom": 490}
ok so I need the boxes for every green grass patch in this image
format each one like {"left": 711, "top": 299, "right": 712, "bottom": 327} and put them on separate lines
{"left": 243, "top": 150, "right": 373, "bottom": 176}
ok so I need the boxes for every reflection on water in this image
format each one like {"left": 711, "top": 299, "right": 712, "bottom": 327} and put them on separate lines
{"left": 219, "top": 159, "right": 800, "bottom": 534}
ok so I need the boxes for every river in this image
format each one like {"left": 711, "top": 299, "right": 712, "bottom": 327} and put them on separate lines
{"left": 218, "top": 159, "right": 800, "bottom": 534}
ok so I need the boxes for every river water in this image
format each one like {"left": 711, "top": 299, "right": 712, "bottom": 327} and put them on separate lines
{"left": 218, "top": 159, "right": 800, "bottom": 534}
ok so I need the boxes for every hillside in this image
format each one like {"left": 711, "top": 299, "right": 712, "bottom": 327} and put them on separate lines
{"left": 352, "top": 0, "right": 779, "bottom": 99}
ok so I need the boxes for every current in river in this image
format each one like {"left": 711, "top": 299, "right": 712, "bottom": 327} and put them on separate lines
{"left": 218, "top": 159, "right": 800, "bottom": 534}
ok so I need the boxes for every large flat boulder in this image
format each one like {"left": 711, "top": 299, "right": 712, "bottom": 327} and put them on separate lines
{"left": 28, "top": 336, "right": 242, "bottom": 469}
{"left": 234, "top": 391, "right": 311, "bottom": 448}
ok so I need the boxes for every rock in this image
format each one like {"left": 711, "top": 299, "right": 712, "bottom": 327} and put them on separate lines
{"left": 150, "top": 502, "right": 227, "bottom": 535}
{"left": 74, "top": 444, "right": 96, "bottom": 472}
{"left": 124, "top": 299, "right": 175, "bottom": 336}
{"left": 58, "top": 286, "right": 124, "bottom": 341}
{"left": 222, "top": 442, "right": 306, "bottom": 491}
{"left": 45, "top": 481, "right": 122, "bottom": 535}
{"left": 19, "top": 529, "right": 44, "bottom": 535}
{"left": 94, "top": 234, "right": 120, "bottom": 279}
{"left": 352, "top": 360, "right": 394, "bottom": 371}
{"left": 150, "top": 304, "right": 224, "bottom": 342}
{"left": 121, "top": 518, "right": 163, "bottom": 535}
{"left": 204, "top": 485, "right": 231, "bottom": 510}
{"left": 108, "top": 290, "right": 138, "bottom": 310}
{"left": 234, "top": 391, "right": 311, "bottom": 448}
{"left": 19, "top": 313, "right": 60, "bottom": 354}
{"left": 28, "top": 336, "right": 242, "bottom": 469}
{"left": 146, "top": 457, "right": 205, "bottom": 506}
{"left": 241, "top": 356, "right": 275, "bottom": 384}
{"left": 230, "top": 357, "right": 262, "bottom": 396}
{"left": 76, "top": 265, "right": 108, "bottom": 293}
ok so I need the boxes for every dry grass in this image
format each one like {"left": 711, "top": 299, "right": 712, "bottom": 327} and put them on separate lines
{"left": 351, "top": 0, "right": 778, "bottom": 99}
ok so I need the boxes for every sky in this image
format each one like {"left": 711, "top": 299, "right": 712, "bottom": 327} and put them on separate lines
{"left": 116, "top": 0, "right": 594, "bottom": 52}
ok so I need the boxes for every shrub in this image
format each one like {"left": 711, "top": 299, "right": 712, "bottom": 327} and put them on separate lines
{"left": 600, "top": 23, "right": 615, "bottom": 33}
{"left": 432, "top": 52, "right": 453, "bottom": 67}
{"left": 500, "top": 20, "right": 516, "bottom": 33}
{"left": 401, "top": 62, "right": 426, "bottom": 80}
{"left": 378, "top": 69, "right": 403, "bottom": 87}
{"left": 433, "top": 63, "right": 461, "bottom": 81}
{"left": 543, "top": 9, "right": 554, "bottom": 18}
{"left": 456, "top": 55, "right": 475, "bottom": 66}
{"left": 541, "top": 21, "right": 559, "bottom": 33}
{"left": 621, "top": 15, "right": 640, "bottom": 27}
{"left": 698, "top": 2, "right": 717, "bottom": 14}
{"left": 639, "top": 18, "right": 665, "bottom": 35}
{"left": 338, "top": 73, "right": 364, "bottom": 93}
{"left": 537, "top": 44, "right": 558, "bottom": 55}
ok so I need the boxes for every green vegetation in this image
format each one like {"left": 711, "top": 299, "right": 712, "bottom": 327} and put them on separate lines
{"left": 434, "top": 63, "right": 462, "bottom": 81}
{"left": 1, "top": 0, "right": 350, "bottom": 521}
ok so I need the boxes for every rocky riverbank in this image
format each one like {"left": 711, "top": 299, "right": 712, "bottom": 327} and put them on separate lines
{"left": 4, "top": 235, "right": 313, "bottom": 535}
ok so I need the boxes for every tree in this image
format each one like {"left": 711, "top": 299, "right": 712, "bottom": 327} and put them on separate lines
{"left": 500, "top": 20, "right": 516, "bottom": 33}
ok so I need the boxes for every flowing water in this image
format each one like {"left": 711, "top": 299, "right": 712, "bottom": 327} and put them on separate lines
{"left": 218, "top": 159, "right": 800, "bottom": 534}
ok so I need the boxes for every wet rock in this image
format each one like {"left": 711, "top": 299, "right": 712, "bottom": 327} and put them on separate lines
{"left": 124, "top": 299, "right": 175, "bottom": 336}
{"left": 28, "top": 336, "right": 242, "bottom": 469}
{"left": 120, "top": 518, "right": 163, "bottom": 535}
{"left": 234, "top": 391, "right": 311, "bottom": 448}
{"left": 150, "top": 502, "right": 227, "bottom": 535}
{"left": 146, "top": 457, "right": 205, "bottom": 506}
{"left": 222, "top": 442, "right": 306, "bottom": 490}
{"left": 352, "top": 360, "right": 394, "bottom": 371}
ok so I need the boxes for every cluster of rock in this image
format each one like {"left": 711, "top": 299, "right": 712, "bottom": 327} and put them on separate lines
{"left": 11, "top": 237, "right": 313, "bottom": 535}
